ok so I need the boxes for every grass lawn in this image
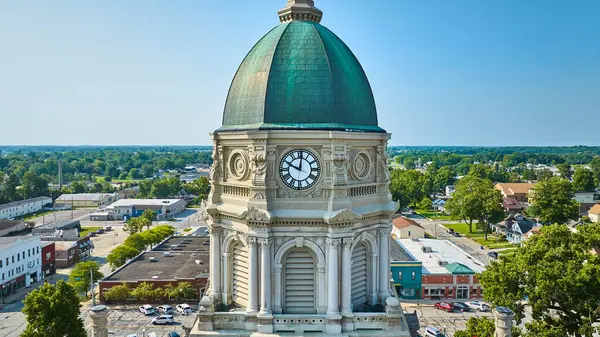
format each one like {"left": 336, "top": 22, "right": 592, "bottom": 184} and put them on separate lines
{"left": 444, "top": 223, "right": 519, "bottom": 249}
{"left": 79, "top": 227, "right": 102, "bottom": 237}
{"left": 183, "top": 228, "right": 192, "bottom": 232}
{"left": 414, "top": 209, "right": 454, "bottom": 221}
{"left": 499, "top": 248, "right": 519, "bottom": 254}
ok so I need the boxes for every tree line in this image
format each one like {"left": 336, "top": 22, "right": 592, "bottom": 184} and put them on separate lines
{"left": 102, "top": 281, "right": 198, "bottom": 303}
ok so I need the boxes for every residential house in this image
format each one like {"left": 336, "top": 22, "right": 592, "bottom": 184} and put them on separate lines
{"left": 431, "top": 199, "right": 447, "bottom": 212}
{"left": 392, "top": 217, "right": 425, "bottom": 239}
{"left": 502, "top": 213, "right": 540, "bottom": 245}
{"left": 444, "top": 185, "right": 455, "bottom": 197}
{"left": 589, "top": 204, "right": 600, "bottom": 223}
{"left": 574, "top": 191, "right": 599, "bottom": 214}
{"left": 495, "top": 183, "right": 536, "bottom": 211}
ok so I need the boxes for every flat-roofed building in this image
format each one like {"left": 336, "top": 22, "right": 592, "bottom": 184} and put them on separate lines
{"left": 56, "top": 193, "right": 118, "bottom": 208}
{"left": 105, "top": 199, "right": 186, "bottom": 221}
{"left": 99, "top": 236, "right": 209, "bottom": 303}
{"left": 0, "top": 197, "right": 52, "bottom": 220}
{"left": 396, "top": 238, "right": 486, "bottom": 300}
{"left": 0, "top": 220, "right": 28, "bottom": 237}
{"left": 0, "top": 236, "right": 42, "bottom": 297}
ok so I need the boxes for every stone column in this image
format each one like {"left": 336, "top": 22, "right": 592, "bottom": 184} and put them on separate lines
{"left": 340, "top": 237, "right": 354, "bottom": 315}
{"left": 88, "top": 305, "right": 110, "bottom": 337}
{"left": 327, "top": 238, "right": 341, "bottom": 316}
{"left": 258, "top": 238, "right": 272, "bottom": 315}
{"left": 378, "top": 226, "right": 391, "bottom": 301}
{"left": 247, "top": 237, "right": 259, "bottom": 313}
{"left": 493, "top": 307, "right": 515, "bottom": 337}
{"left": 221, "top": 253, "right": 230, "bottom": 305}
{"left": 273, "top": 263, "right": 282, "bottom": 314}
{"left": 209, "top": 227, "right": 221, "bottom": 299}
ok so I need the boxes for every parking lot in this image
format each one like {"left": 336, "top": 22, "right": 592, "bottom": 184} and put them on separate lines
{"left": 407, "top": 303, "right": 493, "bottom": 336}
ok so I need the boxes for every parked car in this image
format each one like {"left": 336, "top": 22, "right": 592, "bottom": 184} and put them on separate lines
{"left": 167, "top": 332, "right": 181, "bottom": 337}
{"left": 157, "top": 305, "right": 173, "bottom": 314}
{"left": 434, "top": 302, "right": 454, "bottom": 312}
{"left": 139, "top": 305, "right": 155, "bottom": 315}
{"left": 176, "top": 303, "right": 192, "bottom": 315}
{"left": 446, "top": 228, "right": 455, "bottom": 235}
{"left": 87, "top": 232, "right": 96, "bottom": 237}
{"left": 95, "top": 228, "right": 104, "bottom": 234}
{"left": 452, "top": 302, "right": 470, "bottom": 312}
{"left": 425, "top": 326, "right": 446, "bottom": 337}
{"left": 452, "top": 232, "right": 461, "bottom": 237}
{"left": 467, "top": 301, "right": 490, "bottom": 312}
{"left": 151, "top": 314, "right": 174, "bottom": 325}
{"left": 103, "top": 225, "right": 112, "bottom": 231}
{"left": 487, "top": 251, "right": 499, "bottom": 259}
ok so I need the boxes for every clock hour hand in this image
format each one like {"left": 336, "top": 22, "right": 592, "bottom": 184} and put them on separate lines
{"left": 288, "top": 163, "right": 302, "bottom": 172}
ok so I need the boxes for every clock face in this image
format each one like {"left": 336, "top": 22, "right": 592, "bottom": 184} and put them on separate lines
{"left": 279, "top": 149, "right": 321, "bottom": 190}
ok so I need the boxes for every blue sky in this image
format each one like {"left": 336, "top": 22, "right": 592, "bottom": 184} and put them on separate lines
{"left": 1, "top": 0, "right": 599, "bottom": 146}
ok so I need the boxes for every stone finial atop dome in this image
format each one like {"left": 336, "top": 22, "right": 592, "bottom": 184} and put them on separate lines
{"left": 278, "top": 0, "right": 323, "bottom": 23}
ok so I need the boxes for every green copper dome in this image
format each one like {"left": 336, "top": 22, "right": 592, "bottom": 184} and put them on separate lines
{"left": 219, "top": 20, "right": 384, "bottom": 133}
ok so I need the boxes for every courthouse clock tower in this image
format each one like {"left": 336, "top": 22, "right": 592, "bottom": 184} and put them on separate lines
{"left": 193, "top": 1, "right": 410, "bottom": 336}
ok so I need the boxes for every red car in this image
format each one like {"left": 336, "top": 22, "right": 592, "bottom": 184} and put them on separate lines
{"left": 434, "top": 302, "right": 455, "bottom": 312}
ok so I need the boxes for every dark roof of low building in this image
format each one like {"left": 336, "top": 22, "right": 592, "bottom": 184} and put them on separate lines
{"left": 152, "top": 236, "right": 210, "bottom": 253}
{"left": 33, "top": 219, "right": 80, "bottom": 231}
{"left": 102, "top": 251, "right": 209, "bottom": 282}
{"left": 0, "top": 220, "right": 24, "bottom": 230}
{"left": 390, "top": 238, "right": 416, "bottom": 262}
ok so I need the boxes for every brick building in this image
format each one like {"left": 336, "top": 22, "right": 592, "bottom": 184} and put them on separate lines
{"left": 41, "top": 242, "right": 56, "bottom": 278}
{"left": 99, "top": 236, "right": 209, "bottom": 303}
{"left": 394, "top": 238, "right": 485, "bottom": 300}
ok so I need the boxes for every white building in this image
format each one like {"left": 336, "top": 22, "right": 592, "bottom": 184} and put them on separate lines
{"left": 191, "top": 1, "right": 410, "bottom": 336}
{"left": 56, "top": 193, "right": 118, "bottom": 208}
{"left": 104, "top": 199, "right": 186, "bottom": 221}
{"left": 0, "top": 197, "right": 52, "bottom": 220}
{"left": 0, "top": 236, "right": 42, "bottom": 297}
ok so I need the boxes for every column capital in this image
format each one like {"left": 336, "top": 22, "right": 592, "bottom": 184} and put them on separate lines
{"left": 326, "top": 238, "right": 342, "bottom": 247}
{"left": 342, "top": 237, "right": 354, "bottom": 247}
{"left": 257, "top": 238, "right": 273, "bottom": 246}
{"left": 377, "top": 226, "right": 392, "bottom": 237}
{"left": 208, "top": 226, "right": 222, "bottom": 235}
{"left": 244, "top": 235, "right": 258, "bottom": 245}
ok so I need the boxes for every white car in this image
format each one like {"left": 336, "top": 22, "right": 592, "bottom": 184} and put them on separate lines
{"left": 139, "top": 304, "right": 155, "bottom": 315}
{"left": 152, "top": 314, "right": 174, "bottom": 325}
{"left": 157, "top": 304, "right": 173, "bottom": 314}
{"left": 176, "top": 303, "right": 192, "bottom": 315}
{"left": 467, "top": 301, "right": 490, "bottom": 312}
{"left": 425, "top": 326, "right": 446, "bottom": 337}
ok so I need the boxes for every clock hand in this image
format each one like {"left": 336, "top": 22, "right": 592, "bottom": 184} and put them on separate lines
{"left": 289, "top": 163, "right": 302, "bottom": 172}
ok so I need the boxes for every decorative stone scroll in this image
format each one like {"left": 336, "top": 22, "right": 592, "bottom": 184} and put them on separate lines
{"left": 252, "top": 154, "right": 267, "bottom": 186}
{"left": 238, "top": 207, "right": 272, "bottom": 222}
{"left": 324, "top": 208, "right": 362, "bottom": 224}
{"left": 326, "top": 238, "right": 342, "bottom": 247}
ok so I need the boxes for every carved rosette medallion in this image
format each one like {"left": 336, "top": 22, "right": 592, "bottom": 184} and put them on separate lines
{"left": 228, "top": 150, "right": 250, "bottom": 181}
{"left": 351, "top": 151, "right": 371, "bottom": 181}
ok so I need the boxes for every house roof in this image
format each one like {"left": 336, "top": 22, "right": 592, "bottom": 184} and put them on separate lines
{"left": 496, "top": 183, "right": 536, "bottom": 196}
{"left": 589, "top": 204, "right": 600, "bottom": 215}
{"left": 56, "top": 193, "right": 116, "bottom": 202}
{"left": 504, "top": 213, "right": 537, "bottom": 235}
{"left": 445, "top": 262, "right": 475, "bottom": 275}
{"left": 392, "top": 216, "right": 423, "bottom": 230}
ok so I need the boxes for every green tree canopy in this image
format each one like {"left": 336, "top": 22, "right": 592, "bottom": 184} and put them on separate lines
{"left": 123, "top": 217, "right": 144, "bottom": 234}
{"left": 479, "top": 224, "right": 600, "bottom": 337}
{"left": 70, "top": 181, "right": 86, "bottom": 194}
{"left": 556, "top": 163, "right": 572, "bottom": 179}
{"left": 131, "top": 282, "right": 163, "bottom": 302}
{"left": 22, "top": 280, "right": 86, "bottom": 337}
{"left": 107, "top": 245, "right": 140, "bottom": 270}
{"left": 572, "top": 167, "right": 597, "bottom": 192}
{"left": 102, "top": 283, "right": 132, "bottom": 302}
{"left": 389, "top": 169, "right": 428, "bottom": 209}
{"left": 68, "top": 261, "right": 104, "bottom": 296}
{"left": 527, "top": 176, "right": 579, "bottom": 224}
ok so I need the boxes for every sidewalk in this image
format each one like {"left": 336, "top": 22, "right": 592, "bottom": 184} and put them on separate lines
{"left": 0, "top": 273, "right": 68, "bottom": 306}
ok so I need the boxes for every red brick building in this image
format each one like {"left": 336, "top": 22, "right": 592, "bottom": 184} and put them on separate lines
{"left": 41, "top": 242, "right": 55, "bottom": 278}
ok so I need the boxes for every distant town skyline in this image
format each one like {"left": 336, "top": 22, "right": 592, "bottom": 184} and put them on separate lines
{"left": 1, "top": 0, "right": 599, "bottom": 146}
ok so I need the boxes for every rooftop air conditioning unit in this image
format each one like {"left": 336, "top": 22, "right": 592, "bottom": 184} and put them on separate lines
{"left": 410, "top": 237, "right": 420, "bottom": 242}
{"left": 421, "top": 246, "right": 432, "bottom": 253}
{"left": 438, "top": 260, "right": 448, "bottom": 266}
{"left": 163, "top": 252, "right": 171, "bottom": 257}
{"left": 149, "top": 257, "right": 159, "bottom": 262}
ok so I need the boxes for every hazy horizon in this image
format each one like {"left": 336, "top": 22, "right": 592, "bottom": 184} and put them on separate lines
{"left": 1, "top": 0, "right": 599, "bottom": 146}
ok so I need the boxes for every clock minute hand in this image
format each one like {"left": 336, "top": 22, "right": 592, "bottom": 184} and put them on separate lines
{"left": 289, "top": 163, "right": 302, "bottom": 172}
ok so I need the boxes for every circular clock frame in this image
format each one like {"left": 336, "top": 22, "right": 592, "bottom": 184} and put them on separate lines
{"left": 279, "top": 149, "right": 321, "bottom": 191}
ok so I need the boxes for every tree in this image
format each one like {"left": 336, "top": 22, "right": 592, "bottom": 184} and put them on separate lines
{"left": 128, "top": 168, "right": 141, "bottom": 179}
{"left": 522, "top": 169, "right": 537, "bottom": 181}
{"left": 389, "top": 169, "right": 427, "bottom": 209}
{"left": 417, "top": 196, "right": 432, "bottom": 210}
{"left": 131, "top": 282, "right": 163, "bottom": 302}
{"left": 535, "top": 168, "right": 554, "bottom": 181}
{"left": 124, "top": 233, "right": 148, "bottom": 252}
{"left": 20, "top": 171, "right": 49, "bottom": 199}
{"left": 479, "top": 224, "right": 600, "bottom": 337}
{"left": 107, "top": 245, "right": 140, "bottom": 270}
{"left": 164, "top": 282, "right": 198, "bottom": 301}
{"left": 141, "top": 209, "right": 157, "bottom": 230}
{"left": 102, "top": 283, "right": 131, "bottom": 302}
{"left": 70, "top": 181, "right": 86, "bottom": 194}
{"left": 433, "top": 166, "right": 456, "bottom": 191}
{"left": 572, "top": 167, "right": 597, "bottom": 192}
{"left": 527, "top": 177, "right": 579, "bottom": 224}
{"left": 22, "top": 280, "right": 86, "bottom": 337}
{"left": 123, "top": 217, "right": 144, "bottom": 235}
{"left": 468, "top": 164, "right": 494, "bottom": 180}
{"left": 68, "top": 261, "right": 104, "bottom": 296}
{"left": 185, "top": 176, "right": 211, "bottom": 201}
{"left": 140, "top": 230, "right": 161, "bottom": 249}
{"left": 455, "top": 317, "right": 522, "bottom": 337}
{"left": 556, "top": 163, "right": 573, "bottom": 179}
{"left": 445, "top": 176, "right": 501, "bottom": 234}
{"left": 151, "top": 224, "right": 176, "bottom": 240}
{"left": 590, "top": 157, "right": 600, "bottom": 182}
